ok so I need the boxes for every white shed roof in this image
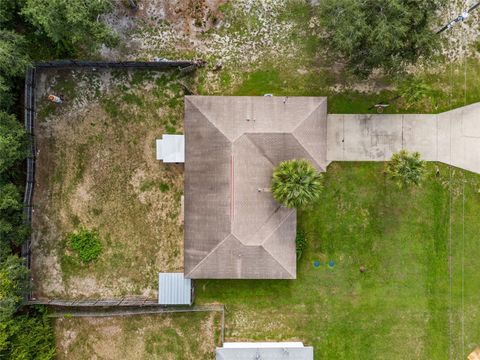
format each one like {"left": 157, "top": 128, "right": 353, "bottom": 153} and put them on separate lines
{"left": 158, "top": 273, "right": 192, "bottom": 305}
{"left": 156, "top": 134, "right": 185, "bottom": 163}
{"left": 216, "top": 343, "right": 313, "bottom": 360}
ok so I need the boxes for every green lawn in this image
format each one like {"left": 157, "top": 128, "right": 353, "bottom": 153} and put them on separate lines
{"left": 195, "top": 162, "right": 480, "bottom": 359}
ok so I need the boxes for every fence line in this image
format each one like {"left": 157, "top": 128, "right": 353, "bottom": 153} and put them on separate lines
{"left": 22, "top": 67, "right": 35, "bottom": 273}
{"left": 21, "top": 60, "right": 199, "bottom": 302}
{"left": 46, "top": 303, "right": 226, "bottom": 344}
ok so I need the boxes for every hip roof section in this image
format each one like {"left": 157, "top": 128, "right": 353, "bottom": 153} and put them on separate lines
{"left": 184, "top": 96, "right": 328, "bottom": 279}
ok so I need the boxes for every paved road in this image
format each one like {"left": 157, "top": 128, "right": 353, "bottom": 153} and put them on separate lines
{"left": 326, "top": 103, "right": 480, "bottom": 173}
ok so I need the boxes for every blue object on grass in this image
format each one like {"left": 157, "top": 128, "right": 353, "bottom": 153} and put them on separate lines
{"left": 313, "top": 260, "right": 321, "bottom": 268}
{"left": 328, "top": 260, "right": 335, "bottom": 268}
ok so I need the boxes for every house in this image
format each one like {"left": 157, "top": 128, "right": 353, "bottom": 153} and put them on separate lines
{"left": 184, "top": 96, "right": 328, "bottom": 279}
{"left": 216, "top": 342, "right": 314, "bottom": 360}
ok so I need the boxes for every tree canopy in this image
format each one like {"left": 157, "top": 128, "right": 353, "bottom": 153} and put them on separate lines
{"left": 271, "top": 159, "right": 323, "bottom": 209}
{"left": 386, "top": 149, "right": 427, "bottom": 188}
{"left": 0, "top": 112, "right": 27, "bottom": 175}
{"left": 0, "top": 30, "right": 30, "bottom": 79}
{"left": 318, "top": 0, "right": 445, "bottom": 77}
{"left": 0, "top": 255, "right": 29, "bottom": 322}
{"left": 21, "top": 0, "right": 118, "bottom": 54}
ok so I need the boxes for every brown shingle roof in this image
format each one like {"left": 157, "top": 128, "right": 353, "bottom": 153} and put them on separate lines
{"left": 184, "top": 96, "right": 328, "bottom": 279}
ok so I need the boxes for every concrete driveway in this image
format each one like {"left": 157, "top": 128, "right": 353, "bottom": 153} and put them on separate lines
{"left": 326, "top": 103, "right": 480, "bottom": 174}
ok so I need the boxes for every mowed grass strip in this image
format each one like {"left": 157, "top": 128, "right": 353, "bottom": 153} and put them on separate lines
{"left": 195, "top": 162, "right": 480, "bottom": 359}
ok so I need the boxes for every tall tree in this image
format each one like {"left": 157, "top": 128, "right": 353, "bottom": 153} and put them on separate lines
{"left": 0, "top": 0, "right": 16, "bottom": 28}
{"left": 271, "top": 159, "right": 323, "bottom": 209}
{"left": 0, "top": 30, "right": 30, "bottom": 79}
{"left": 0, "top": 112, "right": 27, "bottom": 175}
{"left": 0, "top": 309, "right": 55, "bottom": 360}
{"left": 21, "top": 0, "right": 118, "bottom": 54}
{"left": 0, "top": 183, "right": 28, "bottom": 249}
{"left": 318, "top": 0, "right": 445, "bottom": 77}
{"left": 0, "top": 255, "right": 29, "bottom": 322}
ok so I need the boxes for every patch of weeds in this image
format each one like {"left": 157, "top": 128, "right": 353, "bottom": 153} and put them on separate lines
{"left": 165, "top": 124, "right": 177, "bottom": 134}
{"left": 90, "top": 208, "right": 102, "bottom": 216}
{"left": 37, "top": 103, "right": 57, "bottom": 120}
{"left": 122, "top": 92, "right": 144, "bottom": 106}
{"left": 53, "top": 77, "right": 77, "bottom": 101}
{"left": 130, "top": 70, "right": 153, "bottom": 86}
{"left": 396, "top": 77, "right": 436, "bottom": 110}
{"left": 167, "top": 97, "right": 180, "bottom": 109}
{"left": 101, "top": 97, "right": 121, "bottom": 118}
{"left": 67, "top": 228, "right": 102, "bottom": 263}
{"left": 74, "top": 143, "right": 89, "bottom": 184}
{"left": 139, "top": 180, "right": 170, "bottom": 193}
{"left": 219, "top": 71, "right": 232, "bottom": 89}
{"left": 70, "top": 214, "right": 81, "bottom": 227}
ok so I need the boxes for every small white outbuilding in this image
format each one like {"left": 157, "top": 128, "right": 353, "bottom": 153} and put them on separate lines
{"left": 158, "top": 273, "right": 193, "bottom": 306}
{"left": 156, "top": 134, "right": 185, "bottom": 163}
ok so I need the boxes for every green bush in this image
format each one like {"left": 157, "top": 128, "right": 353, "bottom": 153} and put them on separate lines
{"left": 67, "top": 228, "right": 102, "bottom": 263}
{"left": 296, "top": 230, "right": 307, "bottom": 260}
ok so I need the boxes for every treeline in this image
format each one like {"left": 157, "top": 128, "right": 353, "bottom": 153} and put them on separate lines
{"left": 0, "top": 1, "right": 115, "bottom": 358}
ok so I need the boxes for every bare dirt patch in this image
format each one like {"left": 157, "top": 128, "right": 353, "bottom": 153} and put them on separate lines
{"left": 54, "top": 312, "right": 221, "bottom": 360}
{"left": 31, "top": 68, "right": 188, "bottom": 299}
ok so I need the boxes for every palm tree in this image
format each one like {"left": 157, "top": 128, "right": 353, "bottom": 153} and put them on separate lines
{"left": 386, "top": 150, "right": 426, "bottom": 188}
{"left": 271, "top": 159, "right": 323, "bottom": 208}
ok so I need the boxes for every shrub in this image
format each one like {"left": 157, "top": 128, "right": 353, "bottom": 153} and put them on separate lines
{"left": 271, "top": 159, "right": 323, "bottom": 209}
{"left": 67, "top": 228, "right": 102, "bottom": 263}
{"left": 386, "top": 150, "right": 426, "bottom": 188}
{"left": 296, "top": 230, "right": 307, "bottom": 260}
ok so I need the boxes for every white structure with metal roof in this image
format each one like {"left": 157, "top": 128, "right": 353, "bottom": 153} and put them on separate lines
{"left": 216, "top": 342, "right": 313, "bottom": 360}
{"left": 158, "top": 272, "right": 193, "bottom": 305}
{"left": 156, "top": 134, "right": 185, "bottom": 163}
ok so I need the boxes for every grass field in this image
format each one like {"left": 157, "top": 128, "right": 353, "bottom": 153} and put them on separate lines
{"left": 54, "top": 311, "right": 222, "bottom": 360}
{"left": 31, "top": 68, "right": 190, "bottom": 299}
{"left": 195, "top": 162, "right": 480, "bottom": 359}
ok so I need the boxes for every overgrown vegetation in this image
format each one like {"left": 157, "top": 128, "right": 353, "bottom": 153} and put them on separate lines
{"left": 67, "top": 229, "right": 102, "bottom": 264}
{"left": 317, "top": 0, "right": 446, "bottom": 77}
{"left": 0, "top": 306, "right": 55, "bottom": 359}
{"left": 0, "top": 0, "right": 117, "bottom": 358}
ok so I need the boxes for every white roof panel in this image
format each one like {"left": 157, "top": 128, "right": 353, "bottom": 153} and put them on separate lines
{"left": 156, "top": 135, "right": 184, "bottom": 163}
{"left": 158, "top": 273, "right": 192, "bottom": 305}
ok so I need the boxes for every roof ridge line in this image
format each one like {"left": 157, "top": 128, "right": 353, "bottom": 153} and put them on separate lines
{"left": 260, "top": 210, "right": 296, "bottom": 278}
{"left": 185, "top": 97, "right": 233, "bottom": 143}
{"left": 288, "top": 132, "right": 324, "bottom": 170}
{"left": 242, "top": 133, "right": 275, "bottom": 167}
{"left": 260, "top": 242, "right": 295, "bottom": 278}
{"left": 259, "top": 208, "right": 296, "bottom": 247}
{"left": 291, "top": 98, "right": 325, "bottom": 134}
{"left": 185, "top": 233, "right": 234, "bottom": 278}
